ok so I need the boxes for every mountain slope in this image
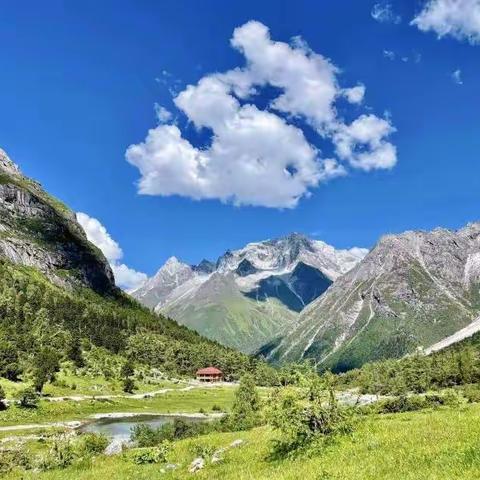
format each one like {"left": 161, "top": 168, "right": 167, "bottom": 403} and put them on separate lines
{"left": 132, "top": 234, "right": 367, "bottom": 353}
{"left": 266, "top": 224, "right": 480, "bottom": 371}
{"left": 0, "top": 149, "right": 115, "bottom": 294}
{"left": 0, "top": 148, "right": 257, "bottom": 380}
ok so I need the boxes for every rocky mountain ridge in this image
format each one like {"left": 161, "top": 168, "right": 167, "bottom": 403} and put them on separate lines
{"left": 131, "top": 234, "right": 367, "bottom": 352}
{"left": 0, "top": 149, "right": 116, "bottom": 293}
{"left": 265, "top": 223, "right": 480, "bottom": 370}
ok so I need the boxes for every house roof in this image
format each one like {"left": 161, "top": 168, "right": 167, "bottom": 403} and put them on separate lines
{"left": 196, "top": 366, "right": 223, "bottom": 375}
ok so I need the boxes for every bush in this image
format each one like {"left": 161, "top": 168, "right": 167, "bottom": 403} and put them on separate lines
{"left": 131, "top": 424, "right": 164, "bottom": 447}
{"left": 376, "top": 391, "right": 463, "bottom": 414}
{"left": 79, "top": 433, "right": 109, "bottom": 455}
{"left": 266, "top": 373, "right": 354, "bottom": 457}
{"left": 0, "top": 448, "right": 31, "bottom": 473}
{"left": 129, "top": 443, "right": 170, "bottom": 465}
{"left": 18, "top": 387, "right": 39, "bottom": 408}
{"left": 123, "top": 377, "right": 135, "bottom": 393}
{"left": 462, "top": 385, "right": 480, "bottom": 403}
{"left": 131, "top": 419, "right": 214, "bottom": 446}
{"left": 189, "top": 443, "right": 215, "bottom": 459}
{"left": 38, "top": 438, "right": 76, "bottom": 470}
{"left": 376, "top": 395, "right": 426, "bottom": 414}
{"left": 211, "top": 404, "right": 222, "bottom": 412}
{"left": 227, "top": 373, "right": 261, "bottom": 430}
{"left": 0, "top": 385, "right": 7, "bottom": 411}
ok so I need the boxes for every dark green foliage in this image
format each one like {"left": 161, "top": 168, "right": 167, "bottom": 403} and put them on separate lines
{"left": 121, "top": 359, "right": 135, "bottom": 379}
{"left": 130, "top": 444, "right": 170, "bottom": 465}
{"left": 266, "top": 372, "right": 354, "bottom": 457}
{"left": 131, "top": 419, "right": 217, "bottom": 446}
{"left": 131, "top": 424, "right": 165, "bottom": 447}
{"left": 374, "top": 391, "right": 462, "bottom": 414}
{"left": 0, "top": 384, "right": 6, "bottom": 410}
{"left": 0, "top": 339, "right": 21, "bottom": 380}
{"left": 227, "top": 373, "right": 261, "bottom": 430}
{"left": 0, "top": 260, "right": 276, "bottom": 382}
{"left": 78, "top": 433, "right": 109, "bottom": 455}
{"left": 0, "top": 448, "right": 31, "bottom": 473}
{"left": 67, "top": 337, "right": 85, "bottom": 368}
{"left": 340, "top": 344, "right": 480, "bottom": 396}
{"left": 33, "top": 347, "right": 61, "bottom": 392}
{"left": 17, "top": 387, "right": 39, "bottom": 408}
{"left": 122, "top": 377, "right": 135, "bottom": 393}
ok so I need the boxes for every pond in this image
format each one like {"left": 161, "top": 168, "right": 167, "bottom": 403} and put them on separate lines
{"left": 79, "top": 414, "right": 206, "bottom": 443}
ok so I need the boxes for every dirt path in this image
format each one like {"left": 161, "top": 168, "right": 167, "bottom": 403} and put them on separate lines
{"left": 4, "top": 381, "right": 237, "bottom": 406}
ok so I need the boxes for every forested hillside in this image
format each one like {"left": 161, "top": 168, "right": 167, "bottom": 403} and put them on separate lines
{"left": 0, "top": 149, "right": 267, "bottom": 383}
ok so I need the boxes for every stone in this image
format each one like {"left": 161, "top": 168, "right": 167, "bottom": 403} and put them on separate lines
{"left": 189, "top": 457, "right": 205, "bottom": 473}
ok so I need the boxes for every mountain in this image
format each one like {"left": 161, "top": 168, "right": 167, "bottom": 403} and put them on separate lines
{"left": 131, "top": 234, "right": 367, "bottom": 353}
{"left": 265, "top": 224, "right": 480, "bottom": 371}
{"left": 0, "top": 148, "right": 257, "bottom": 380}
{"left": 0, "top": 149, "right": 115, "bottom": 294}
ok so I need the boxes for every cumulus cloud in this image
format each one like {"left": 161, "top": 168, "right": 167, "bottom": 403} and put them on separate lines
{"left": 343, "top": 84, "right": 366, "bottom": 104}
{"left": 126, "top": 21, "right": 397, "bottom": 208}
{"left": 334, "top": 115, "right": 397, "bottom": 171}
{"left": 371, "top": 2, "right": 402, "bottom": 24}
{"left": 412, "top": 0, "right": 480, "bottom": 44}
{"left": 76, "top": 212, "right": 147, "bottom": 291}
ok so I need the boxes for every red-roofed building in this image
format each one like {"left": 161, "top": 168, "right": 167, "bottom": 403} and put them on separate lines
{"left": 196, "top": 366, "right": 223, "bottom": 382}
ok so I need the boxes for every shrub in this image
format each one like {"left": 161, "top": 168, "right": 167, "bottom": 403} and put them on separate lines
{"left": 376, "top": 395, "right": 426, "bottom": 414}
{"left": 462, "top": 385, "right": 480, "bottom": 403}
{"left": 38, "top": 438, "right": 76, "bottom": 470}
{"left": 0, "top": 385, "right": 7, "bottom": 411}
{"left": 189, "top": 443, "right": 215, "bottom": 459}
{"left": 0, "top": 448, "right": 31, "bottom": 473}
{"left": 79, "top": 433, "right": 109, "bottom": 455}
{"left": 18, "top": 387, "right": 39, "bottom": 408}
{"left": 123, "top": 377, "right": 135, "bottom": 393}
{"left": 226, "top": 373, "right": 262, "bottom": 430}
{"left": 129, "top": 443, "right": 170, "bottom": 465}
{"left": 131, "top": 424, "right": 164, "bottom": 447}
{"left": 266, "top": 373, "right": 354, "bottom": 457}
{"left": 211, "top": 404, "right": 222, "bottom": 412}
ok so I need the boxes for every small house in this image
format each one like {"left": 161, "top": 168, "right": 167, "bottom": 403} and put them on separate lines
{"left": 196, "top": 366, "right": 223, "bottom": 382}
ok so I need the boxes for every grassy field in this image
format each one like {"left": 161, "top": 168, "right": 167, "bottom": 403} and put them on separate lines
{"left": 4, "top": 403, "right": 480, "bottom": 479}
{"left": 0, "top": 373, "right": 184, "bottom": 399}
{"left": 0, "top": 387, "right": 238, "bottom": 427}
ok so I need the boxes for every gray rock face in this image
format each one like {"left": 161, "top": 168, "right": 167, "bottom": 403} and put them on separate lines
{"left": 267, "top": 223, "right": 480, "bottom": 371}
{"left": 0, "top": 149, "right": 115, "bottom": 293}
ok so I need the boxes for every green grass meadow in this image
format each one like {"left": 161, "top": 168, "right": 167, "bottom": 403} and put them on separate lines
{"left": 4, "top": 404, "right": 480, "bottom": 480}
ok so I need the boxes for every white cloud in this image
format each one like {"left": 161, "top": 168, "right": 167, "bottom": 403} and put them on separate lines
{"left": 76, "top": 212, "right": 147, "bottom": 290}
{"left": 371, "top": 2, "right": 402, "bottom": 24}
{"left": 452, "top": 69, "right": 464, "bottom": 84}
{"left": 126, "top": 21, "right": 397, "bottom": 208}
{"left": 334, "top": 115, "right": 397, "bottom": 171}
{"left": 111, "top": 264, "right": 148, "bottom": 292}
{"left": 343, "top": 84, "right": 366, "bottom": 104}
{"left": 412, "top": 0, "right": 480, "bottom": 44}
{"left": 154, "top": 103, "right": 173, "bottom": 123}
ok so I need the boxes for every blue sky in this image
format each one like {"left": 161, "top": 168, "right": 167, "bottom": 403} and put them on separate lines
{"left": 1, "top": 0, "right": 479, "bottom": 287}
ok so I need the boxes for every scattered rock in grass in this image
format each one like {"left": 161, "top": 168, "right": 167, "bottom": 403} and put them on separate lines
{"left": 229, "top": 439, "right": 244, "bottom": 448}
{"left": 211, "top": 447, "right": 226, "bottom": 464}
{"left": 189, "top": 457, "right": 205, "bottom": 473}
{"left": 104, "top": 439, "right": 125, "bottom": 456}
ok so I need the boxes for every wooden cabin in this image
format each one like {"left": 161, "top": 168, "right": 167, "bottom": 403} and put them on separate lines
{"left": 196, "top": 366, "right": 223, "bottom": 382}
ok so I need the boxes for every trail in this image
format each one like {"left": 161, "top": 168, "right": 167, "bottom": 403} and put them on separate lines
{"left": 4, "top": 382, "right": 236, "bottom": 406}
